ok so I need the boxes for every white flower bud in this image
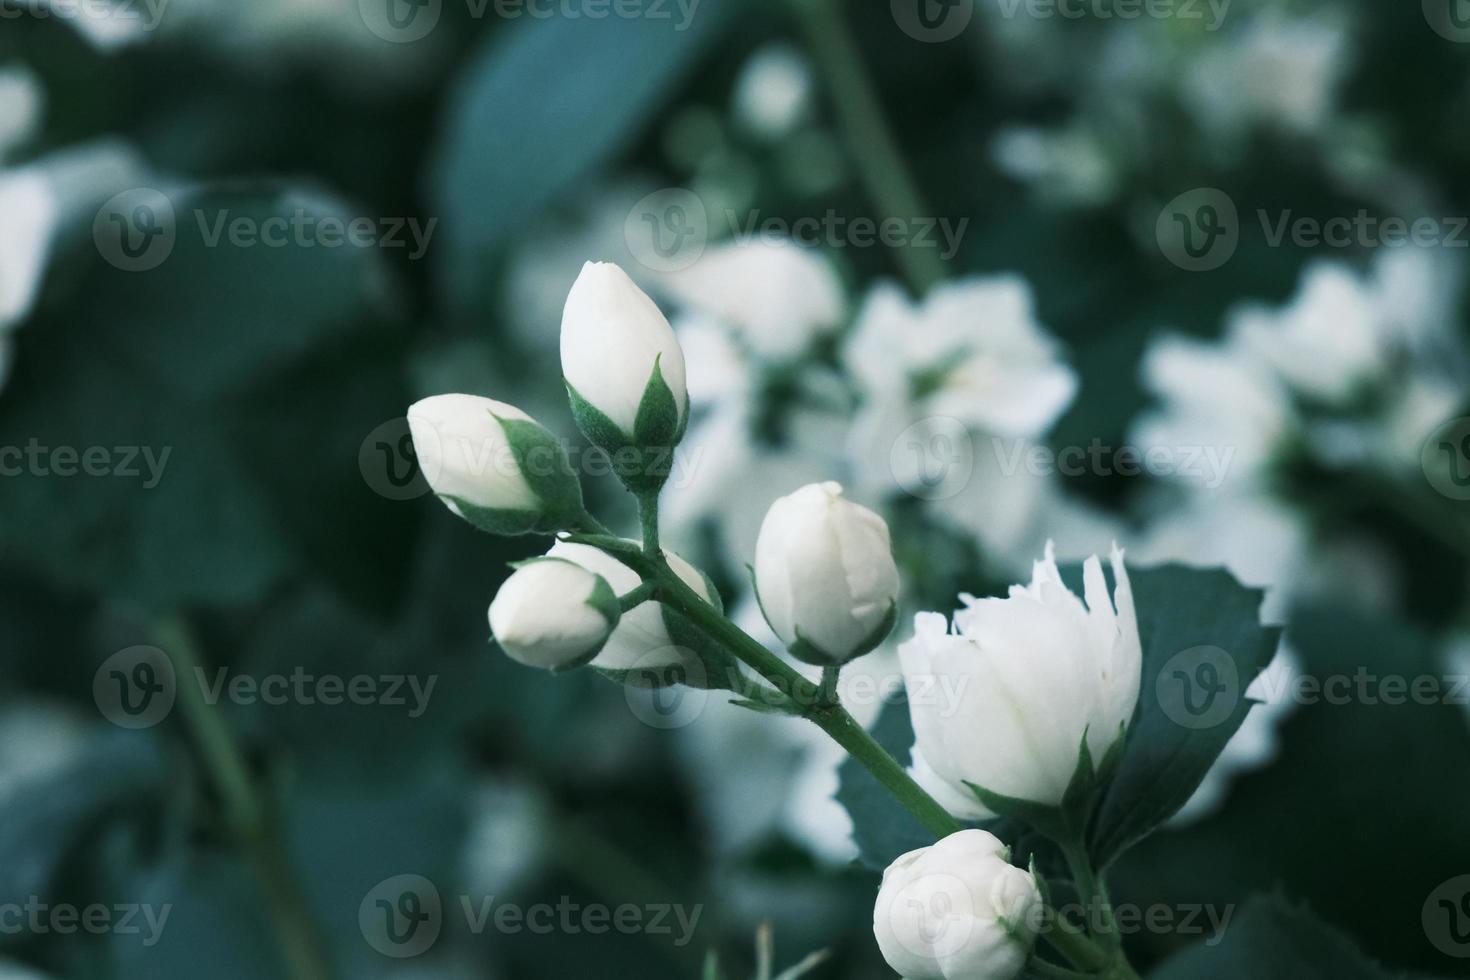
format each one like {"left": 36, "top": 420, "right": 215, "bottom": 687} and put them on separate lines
{"left": 754, "top": 481, "right": 900, "bottom": 666}
{"left": 489, "top": 559, "right": 619, "bottom": 671}
{"left": 561, "top": 261, "right": 688, "bottom": 460}
{"left": 874, "top": 829, "right": 1042, "bottom": 980}
{"left": 900, "top": 544, "right": 1142, "bottom": 819}
{"left": 547, "top": 539, "right": 715, "bottom": 677}
{"left": 407, "top": 394, "right": 583, "bottom": 535}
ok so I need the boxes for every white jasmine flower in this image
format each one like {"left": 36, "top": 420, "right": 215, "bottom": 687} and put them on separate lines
{"left": 755, "top": 482, "right": 900, "bottom": 666}
{"left": 561, "top": 260, "right": 688, "bottom": 441}
{"left": 873, "top": 829, "right": 1042, "bottom": 980}
{"left": 406, "top": 394, "right": 583, "bottom": 535}
{"left": 899, "top": 544, "right": 1141, "bottom": 818}
{"left": 488, "top": 558, "right": 619, "bottom": 671}
{"left": 546, "top": 539, "right": 716, "bottom": 674}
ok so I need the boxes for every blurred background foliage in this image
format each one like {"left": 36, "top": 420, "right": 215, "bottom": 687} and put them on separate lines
{"left": 0, "top": 0, "right": 1468, "bottom": 977}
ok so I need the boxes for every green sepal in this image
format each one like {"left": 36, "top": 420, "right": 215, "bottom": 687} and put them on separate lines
{"left": 785, "top": 601, "right": 899, "bottom": 667}
{"left": 566, "top": 378, "right": 627, "bottom": 455}
{"left": 492, "top": 413, "right": 584, "bottom": 522}
{"left": 584, "top": 570, "right": 622, "bottom": 628}
{"left": 564, "top": 358, "right": 684, "bottom": 495}
{"left": 966, "top": 727, "right": 1121, "bottom": 846}
{"left": 633, "top": 354, "right": 682, "bottom": 449}
{"left": 440, "top": 496, "right": 551, "bottom": 536}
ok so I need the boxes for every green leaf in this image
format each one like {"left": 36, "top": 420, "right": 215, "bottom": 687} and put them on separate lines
{"left": 1150, "top": 896, "right": 1420, "bottom": 980}
{"left": 0, "top": 186, "right": 395, "bottom": 606}
{"left": 428, "top": 3, "right": 735, "bottom": 313}
{"left": 1073, "top": 563, "right": 1282, "bottom": 868}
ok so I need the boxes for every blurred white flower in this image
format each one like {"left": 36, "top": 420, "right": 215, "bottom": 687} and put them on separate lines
{"left": 844, "top": 277, "right": 1078, "bottom": 565}
{"left": 0, "top": 702, "right": 91, "bottom": 804}
{"left": 460, "top": 779, "right": 547, "bottom": 898}
{"left": 731, "top": 43, "right": 813, "bottom": 142}
{"left": 661, "top": 239, "right": 843, "bottom": 360}
{"left": 0, "top": 66, "right": 42, "bottom": 163}
{"left": 1182, "top": 10, "right": 1350, "bottom": 138}
{"left": 1131, "top": 331, "right": 1291, "bottom": 491}
{"left": 1232, "top": 262, "right": 1381, "bottom": 405}
{"left": 0, "top": 141, "right": 146, "bottom": 390}
{"left": 900, "top": 544, "right": 1140, "bottom": 819}
{"left": 873, "top": 829, "right": 1041, "bottom": 980}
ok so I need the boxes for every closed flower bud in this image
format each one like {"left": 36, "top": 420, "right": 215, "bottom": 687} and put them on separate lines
{"left": 489, "top": 558, "right": 620, "bottom": 670}
{"left": 407, "top": 394, "right": 584, "bottom": 536}
{"left": 561, "top": 262, "right": 688, "bottom": 487}
{"left": 548, "top": 539, "right": 716, "bottom": 679}
{"left": 874, "top": 829, "right": 1042, "bottom": 980}
{"left": 900, "top": 544, "right": 1142, "bottom": 819}
{"left": 754, "top": 482, "right": 900, "bottom": 666}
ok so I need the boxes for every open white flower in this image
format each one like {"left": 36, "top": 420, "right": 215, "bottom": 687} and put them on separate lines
{"left": 661, "top": 239, "right": 843, "bottom": 360}
{"left": 873, "top": 829, "right": 1041, "bottom": 980}
{"left": 755, "top": 482, "right": 900, "bottom": 666}
{"left": 489, "top": 559, "right": 619, "bottom": 670}
{"left": 900, "top": 544, "right": 1141, "bottom": 818}
{"left": 406, "top": 394, "right": 582, "bottom": 535}
{"left": 547, "top": 539, "right": 716, "bottom": 675}
{"left": 561, "top": 260, "right": 688, "bottom": 442}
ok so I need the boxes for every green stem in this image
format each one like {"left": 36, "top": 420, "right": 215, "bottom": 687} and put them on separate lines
{"left": 1039, "top": 915, "right": 1109, "bottom": 974}
{"left": 1062, "top": 839, "right": 1117, "bottom": 947}
{"left": 792, "top": 0, "right": 947, "bottom": 296}
{"left": 618, "top": 581, "right": 659, "bottom": 612}
{"left": 656, "top": 571, "right": 961, "bottom": 840}
{"left": 1026, "top": 957, "right": 1095, "bottom": 980}
{"left": 154, "top": 617, "right": 334, "bottom": 980}
{"left": 637, "top": 492, "right": 661, "bottom": 554}
{"left": 818, "top": 664, "right": 842, "bottom": 707}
